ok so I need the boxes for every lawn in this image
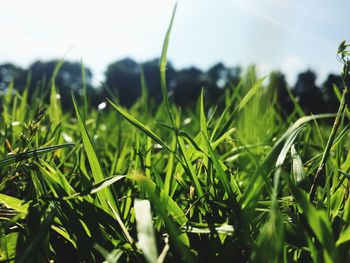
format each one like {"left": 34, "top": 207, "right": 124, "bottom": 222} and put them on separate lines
{"left": 1, "top": 7, "right": 350, "bottom": 263}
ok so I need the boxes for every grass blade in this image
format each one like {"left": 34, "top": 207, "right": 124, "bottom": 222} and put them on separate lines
{"left": 0, "top": 194, "right": 28, "bottom": 215}
{"left": 291, "top": 144, "right": 306, "bottom": 184}
{"left": 108, "top": 99, "right": 171, "bottom": 152}
{"left": 135, "top": 199, "right": 158, "bottom": 263}
{"left": 129, "top": 172, "right": 188, "bottom": 226}
{"left": 159, "top": 3, "right": 177, "bottom": 126}
{"left": 241, "top": 114, "right": 334, "bottom": 210}
{"left": 65, "top": 175, "right": 125, "bottom": 200}
{"left": 72, "top": 95, "right": 117, "bottom": 213}
{"left": 0, "top": 144, "right": 74, "bottom": 168}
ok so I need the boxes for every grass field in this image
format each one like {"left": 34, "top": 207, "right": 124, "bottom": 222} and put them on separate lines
{"left": 1, "top": 7, "right": 350, "bottom": 263}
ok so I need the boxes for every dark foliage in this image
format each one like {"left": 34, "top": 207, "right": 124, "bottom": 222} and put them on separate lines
{"left": 0, "top": 59, "right": 346, "bottom": 114}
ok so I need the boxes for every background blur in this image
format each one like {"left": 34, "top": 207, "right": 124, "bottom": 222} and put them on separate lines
{"left": 1, "top": 0, "right": 350, "bottom": 112}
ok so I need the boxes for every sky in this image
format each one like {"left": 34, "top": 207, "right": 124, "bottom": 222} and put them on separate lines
{"left": 1, "top": 0, "right": 349, "bottom": 86}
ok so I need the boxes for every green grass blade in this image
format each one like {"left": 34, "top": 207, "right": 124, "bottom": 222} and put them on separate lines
{"left": 237, "top": 77, "right": 265, "bottom": 112}
{"left": 336, "top": 225, "right": 350, "bottom": 246}
{"left": 210, "top": 103, "right": 233, "bottom": 141}
{"left": 35, "top": 160, "right": 76, "bottom": 196}
{"left": 81, "top": 60, "right": 88, "bottom": 117}
{"left": 290, "top": 183, "right": 339, "bottom": 262}
{"left": 49, "top": 82, "right": 62, "bottom": 129}
{"left": 164, "top": 136, "right": 176, "bottom": 197}
{"left": 17, "top": 84, "right": 28, "bottom": 124}
{"left": 129, "top": 172, "right": 188, "bottom": 226}
{"left": 0, "top": 144, "right": 74, "bottom": 168}
{"left": 199, "top": 88, "right": 209, "bottom": 139}
{"left": 241, "top": 114, "right": 334, "bottom": 209}
{"left": 285, "top": 85, "right": 305, "bottom": 117}
{"left": 204, "top": 133, "right": 242, "bottom": 200}
{"left": 159, "top": 3, "right": 177, "bottom": 126}
{"left": 214, "top": 77, "right": 265, "bottom": 142}
{"left": 178, "top": 137, "right": 204, "bottom": 199}
{"left": 108, "top": 99, "right": 171, "bottom": 152}
{"left": 72, "top": 95, "right": 117, "bottom": 213}
{"left": 65, "top": 175, "right": 125, "bottom": 200}
{"left": 3, "top": 80, "right": 14, "bottom": 125}
{"left": 0, "top": 194, "right": 28, "bottom": 215}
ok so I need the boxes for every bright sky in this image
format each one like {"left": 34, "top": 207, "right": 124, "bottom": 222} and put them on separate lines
{"left": 1, "top": 0, "right": 349, "bottom": 85}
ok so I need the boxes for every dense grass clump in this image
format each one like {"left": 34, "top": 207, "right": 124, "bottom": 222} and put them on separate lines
{"left": 2, "top": 8, "right": 350, "bottom": 263}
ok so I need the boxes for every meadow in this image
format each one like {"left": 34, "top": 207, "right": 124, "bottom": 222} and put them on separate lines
{"left": 1, "top": 7, "right": 350, "bottom": 263}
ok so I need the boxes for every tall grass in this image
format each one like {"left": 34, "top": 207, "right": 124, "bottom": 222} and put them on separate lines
{"left": 1, "top": 6, "right": 350, "bottom": 262}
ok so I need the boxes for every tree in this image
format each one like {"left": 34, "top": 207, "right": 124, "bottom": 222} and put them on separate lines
{"left": 0, "top": 63, "right": 26, "bottom": 91}
{"left": 293, "top": 70, "right": 324, "bottom": 113}
{"left": 105, "top": 58, "right": 141, "bottom": 106}
{"left": 142, "top": 58, "right": 176, "bottom": 104}
{"left": 28, "top": 60, "right": 93, "bottom": 109}
{"left": 268, "top": 71, "right": 293, "bottom": 115}
{"left": 173, "top": 67, "right": 204, "bottom": 106}
{"left": 322, "top": 74, "right": 343, "bottom": 112}
{"left": 205, "top": 63, "right": 241, "bottom": 105}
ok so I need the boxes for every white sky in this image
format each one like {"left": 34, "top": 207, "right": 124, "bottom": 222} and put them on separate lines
{"left": 1, "top": 0, "right": 349, "bottom": 85}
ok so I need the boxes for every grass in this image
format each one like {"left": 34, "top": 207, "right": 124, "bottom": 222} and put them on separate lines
{"left": 1, "top": 7, "right": 350, "bottom": 262}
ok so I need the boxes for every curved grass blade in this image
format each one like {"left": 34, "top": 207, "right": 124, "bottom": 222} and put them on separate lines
{"left": 35, "top": 160, "right": 76, "bottom": 196}
{"left": 0, "top": 144, "right": 74, "bottom": 168}
{"left": 290, "top": 182, "right": 339, "bottom": 262}
{"left": 108, "top": 99, "right": 171, "bottom": 152}
{"left": 94, "top": 245, "right": 123, "bottom": 263}
{"left": 336, "top": 225, "right": 350, "bottom": 246}
{"left": 203, "top": 133, "right": 242, "bottom": 199}
{"left": 210, "top": 102, "right": 233, "bottom": 141}
{"left": 156, "top": 121, "right": 208, "bottom": 156}
{"left": 64, "top": 175, "right": 125, "bottom": 200}
{"left": 0, "top": 193, "right": 28, "bottom": 215}
{"left": 129, "top": 172, "right": 187, "bottom": 226}
{"left": 310, "top": 85, "right": 348, "bottom": 200}
{"left": 242, "top": 114, "right": 334, "bottom": 210}
{"left": 178, "top": 137, "right": 204, "bottom": 199}
{"left": 237, "top": 77, "right": 265, "bottom": 112}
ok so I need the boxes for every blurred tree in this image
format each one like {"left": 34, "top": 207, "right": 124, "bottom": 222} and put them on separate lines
{"left": 29, "top": 60, "right": 93, "bottom": 109}
{"left": 322, "top": 74, "right": 343, "bottom": 112}
{"left": 207, "top": 63, "right": 241, "bottom": 87}
{"left": 0, "top": 63, "right": 26, "bottom": 91}
{"left": 206, "top": 63, "right": 241, "bottom": 105}
{"left": 1, "top": 57, "right": 340, "bottom": 115}
{"left": 173, "top": 67, "right": 204, "bottom": 106}
{"left": 142, "top": 58, "right": 176, "bottom": 103}
{"left": 268, "top": 71, "right": 293, "bottom": 115}
{"left": 105, "top": 58, "right": 141, "bottom": 106}
{"left": 206, "top": 63, "right": 227, "bottom": 105}
{"left": 105, "top": 58, "right": 178, "bottom": 106}
{"left": 293, "top": 70, "right": 323, "bottom": 113}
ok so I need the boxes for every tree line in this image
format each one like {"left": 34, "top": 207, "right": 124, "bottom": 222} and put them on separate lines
{"left": 0, "top": 58, "right": 344, "bottom": 113}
